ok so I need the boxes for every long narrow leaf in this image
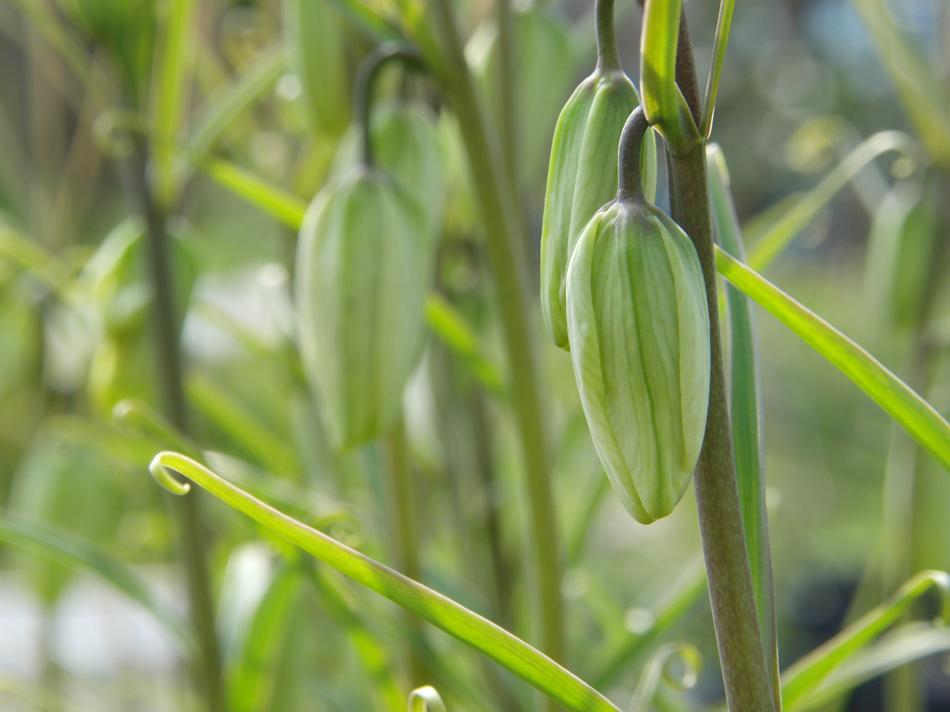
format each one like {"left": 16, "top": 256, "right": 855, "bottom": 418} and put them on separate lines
{"left": 0, "top": 517, "right": 192, "bottom": 651}
{"left": 789, "top": 623, "right": 950, "bottom": 711}
{"left": 203, "top": 159, "right": 307, "bottom": 229}
{"left": 627, "top": 644, "right": 700, "bottom": 712}
{"left": 595, "top": 562, "right": 707, "bottom": 688}
{"left": 746, "top": 131, "right": 914, "bottom": 270}
{"left": 707, "top": 145, "right": 780, "bottom": 701}
{"left": 187, "top": 47, "right": 288, "bottom": 168}
{"left": 781, "top": 570, "right": 950, "bottom": 706}
{"left": 714, "top": 247, "right": 950, "bottom": 469}
{"left": 147, "top": 451, "right": 619, "bottom": 712}
{"left": 700, "top": 0, "right": 735, "bottom": 138}
{"left": 851, "top": 0, "right": 950, "bottom": 163}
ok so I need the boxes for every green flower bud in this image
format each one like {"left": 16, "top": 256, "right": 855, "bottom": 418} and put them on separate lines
{"left": 296, "top": 169, "right": 432, "bottom": 449}
{"left": 566, "top": 196, "right": 710, "bottom": 524}
{"left": 540, "top": 71, "right": 642, "bottom": 349}
{"left": 864, "top": 178, "right": 940, "bottom": 329}
{"left": 332, "top": 102, "right": 444, "bottom": 240}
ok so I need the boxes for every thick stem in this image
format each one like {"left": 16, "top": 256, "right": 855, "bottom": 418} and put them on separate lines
{"left": 616, "top": 107, "right": 650, "bottom": 202}
{"left": 595, "top": 0, "right": 621, "bottom": 72}
{"left": 431, "top": 0, "right": 565, "bottom": 674}
{"left": 671, "top": 142, "right": 776, "bottom": 712}
{"left": 126, "top": 142, "right": 227, "bottom": 712}
{"left": 666, "top": 17, "right": 776, "bottom": 712}
{"left": 354, "top": 44, "right": 424, "bottom": 168}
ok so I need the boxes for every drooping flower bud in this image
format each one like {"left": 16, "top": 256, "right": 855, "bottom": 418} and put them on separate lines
{"left": 566, "top": 109, "right": 710, "bottom": 523}
{"left": 539, "top": 0, "right": 656, "bottom": 350}
{"left": 540, "top": 71, "right": 642, "bottom": 349}
{"left": 332, "top": 102, "right": 444, "bottom": 240}
{"left": 295, "top": 169, "right": 432, "bottom": 449}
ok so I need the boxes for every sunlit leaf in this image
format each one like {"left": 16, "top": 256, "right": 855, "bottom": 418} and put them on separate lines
{"left": 147, "top": 451, "right": 619, "bottom": 712}
{"left": 781, "top": 570, "right": 950, "bottom": 707}
{"left": 715, "top": 247, "right": 950, "bottom": 470}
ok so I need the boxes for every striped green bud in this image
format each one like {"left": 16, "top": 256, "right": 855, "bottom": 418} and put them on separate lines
{"left": 332, "top": 102, "right": 444, "bottom": 240}
{"left": 540, "top": 70, "right": 643, "bottom": 349}
{"left": 296, "top": 169, "right": 432, "bottom": 449}
{"left": 566, "top": 198, "right": 710, "bottom": 523}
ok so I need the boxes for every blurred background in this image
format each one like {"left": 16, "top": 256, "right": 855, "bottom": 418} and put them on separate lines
{"left": 0, "top": 0, "right": 948, "bottom": 710}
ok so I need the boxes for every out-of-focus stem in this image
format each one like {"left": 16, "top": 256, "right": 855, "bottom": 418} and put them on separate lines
{"left": 430, "top": 0, "right": 566, "bottom": 683}
{"left": 125, "top": 142, "right": 227, "bottom": 712}
{"left": 384, "top": 418, "right": 427, "bottom": 685}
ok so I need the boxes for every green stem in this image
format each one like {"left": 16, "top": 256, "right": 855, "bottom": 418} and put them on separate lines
{"left": 496, "top": 0, "right": 518, "bottom": 194}
{"left": 125, "top": 141, "right": 227, "bottom": 712}
{"left": 353, "top": 43, "right": 424, "bottom": 168}
{"left": 594, "top": 0, "right": 621, "bottom": 72}
{"left": 430, "top": 0, "right": 565, "bottom": 672}
{"left": 616, "top": 106, "right": 649, "bottom": 202}
{"left": 385, "top": 418, "right": 427, "bottom": 685}
{"left": 666, "top": 18, "right": 776, "bottom": 712}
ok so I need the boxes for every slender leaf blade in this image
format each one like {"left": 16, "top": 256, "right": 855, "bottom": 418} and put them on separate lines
{"left": 715, "top": 247, "right": 950, "bottom": 469}
{"left": 707, "top": 144, "right": 780, "bottom": 703}
{"left": 781, "top": 570, "right": 950, "bottom": 706}
{"left": 148, "top": 451, "right": 619, "bottom": 712}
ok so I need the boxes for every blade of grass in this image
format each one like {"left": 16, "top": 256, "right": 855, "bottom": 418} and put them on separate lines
{"left": 424, "top": 294, "right": 505, "bottom": 397}
{"left": 627, "top": 644, "right": 701, "bottom": 711}
{"left": 306, "top": 564, "right": 405, "bottom": 712}
{"left": 707, "top": 144, "right": 780, "bottom": 704}
{"left": 700, "top": 0, "right": 735, "bottom": 139}
{"left": 186, "top": 46, "right": 288, "bottom": 170}
{"left": 202, "top": 159, "right": 307, "bottom": 229}
{"left": 714, "top": 247, "right": 950, "bottom": 469}
{"left": 186, "top": 372, "right": 300, "bottom": 477}
{"left": 0, "top": 516, "right": 193, "bottom": 651}
{"left": 147, "top": 451, "right": 618, "bottom": 712}
{"left": 594, "top": 562, "right": 707, "bottom": 688}
{"left": 788, "top": 623, "right": 950, "bottom": 711}
{"left": 229, "top": 564, "right": 303, "bottom": 712}
{"left": 781, "top": 570, "right": 950, "bottom": 707}
{"left": 851, "top": 0, "right": 950, "bottom": 163}
{"left": 746, "top": 131, "right": 915, "bottom": 270}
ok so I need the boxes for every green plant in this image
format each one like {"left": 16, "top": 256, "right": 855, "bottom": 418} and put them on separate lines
{"left": 2, "top": 1, "right": 949, "bottom": 711}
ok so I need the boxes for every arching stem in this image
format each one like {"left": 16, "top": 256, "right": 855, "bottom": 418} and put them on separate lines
{"left": 354, "top": 44, "right": 425, "bottom": 168}
{"left": 617, "top": 106, "right": 650, "bottom": 202}
{"left": 595, "top": 0, "right": 622, "bottom": 72}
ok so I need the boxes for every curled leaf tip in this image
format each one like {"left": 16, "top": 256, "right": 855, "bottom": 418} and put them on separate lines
{"left": 149, "top": 452, "right": 191, "bottom": 495}
{"left": 408, "top": 685, "right": 446, "bottom": 712}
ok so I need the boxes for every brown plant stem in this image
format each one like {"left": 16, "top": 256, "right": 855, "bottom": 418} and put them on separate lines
{"left": 125, "top": 142, "right": 227, "bottom": 712}
{"left": 666, "top": 15, "right": 777, "bottom": 712}
{"left": 430, "top": 0, "right": 566, "bottom": 680}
